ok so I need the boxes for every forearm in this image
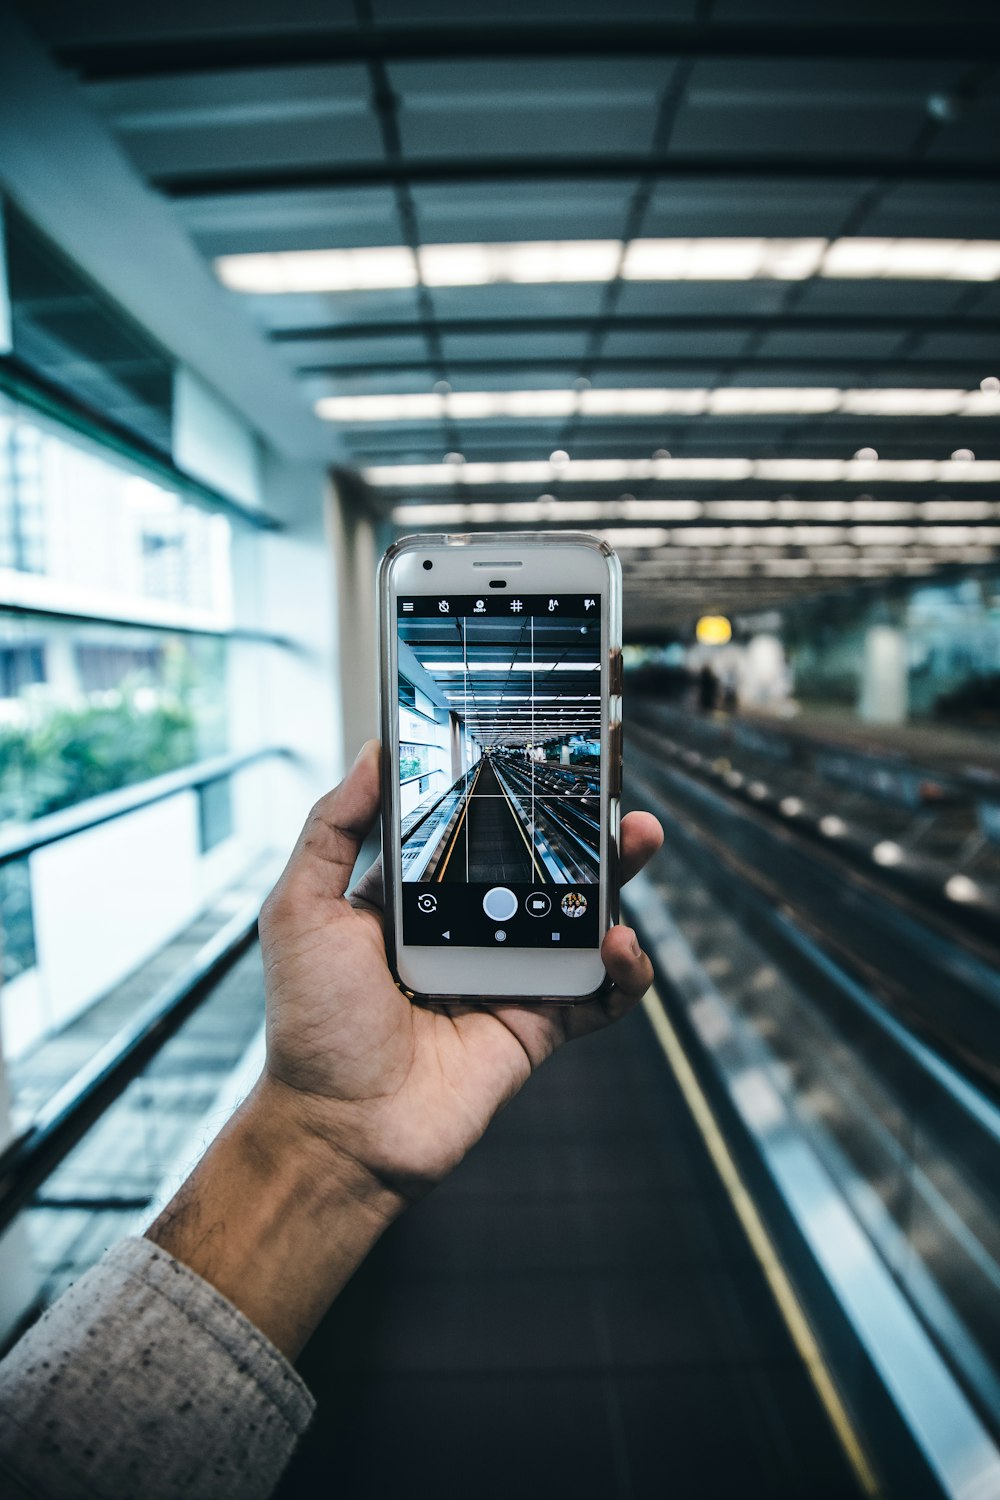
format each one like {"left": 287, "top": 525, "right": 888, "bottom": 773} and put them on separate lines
{"left": 147, "top": 1073, "right": 406, "bottom": 1361}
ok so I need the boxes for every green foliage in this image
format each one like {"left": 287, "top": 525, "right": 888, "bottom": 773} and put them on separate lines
{"left": 399, "top": 752, "right": 425, "bottom": 781}
{"left": 0, "top": 690, "right": 198, "bottom": 824}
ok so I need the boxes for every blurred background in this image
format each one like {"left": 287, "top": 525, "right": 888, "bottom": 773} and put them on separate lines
{"left": 1, "top": 4, "right": 999, "bottom": 1497}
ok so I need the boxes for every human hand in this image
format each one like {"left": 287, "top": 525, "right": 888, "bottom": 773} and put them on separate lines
{"left": 257, "top": 740, "right": 663, "bottom": 1205}
{"left": 148, "top": 741, "right": 662, "bottom": 1358}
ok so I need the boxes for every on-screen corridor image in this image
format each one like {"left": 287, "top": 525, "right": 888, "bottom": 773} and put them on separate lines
{"left": 397, "top": 602, "right": 602, "bottom": 889}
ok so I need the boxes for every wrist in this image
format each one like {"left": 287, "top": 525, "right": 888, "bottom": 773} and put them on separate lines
{"left": 147, "top": 1074, "right": 405, "bottom": 1360}
{"left": 247, "top": 1071, "right": 408, "bottom": 1225}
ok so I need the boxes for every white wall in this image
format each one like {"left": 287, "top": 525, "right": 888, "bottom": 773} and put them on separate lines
{"left": 173, "top": 367, "right": 263, "bottom": 515}
{"left": 2, "top": 782, "right": 266, "bottom": 1061}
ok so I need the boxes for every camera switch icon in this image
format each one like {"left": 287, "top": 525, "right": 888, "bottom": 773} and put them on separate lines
{"left": 417, "top": 893, "right": 438, "bottom": 914}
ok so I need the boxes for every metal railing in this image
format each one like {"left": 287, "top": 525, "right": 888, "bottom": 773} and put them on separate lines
{"left": 0, "top": 746, "right": 290, "bottom": 867}
{"left": 0, "top": 900, "right": 261, "bottom": 1234}
{"left": 0, "top": 744, "right": 295, "bottom": 1225}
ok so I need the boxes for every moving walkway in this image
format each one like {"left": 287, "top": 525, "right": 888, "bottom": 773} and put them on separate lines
{"left": 402, "top": 754, "right": 600, "bottom": 885}
{"left": 5, "top": 723, "right": 1000, "bottom": 1497}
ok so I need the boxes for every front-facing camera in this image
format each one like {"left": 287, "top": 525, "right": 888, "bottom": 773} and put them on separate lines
{"left": 422, "top": 559, "right": 433, "bottom": 570}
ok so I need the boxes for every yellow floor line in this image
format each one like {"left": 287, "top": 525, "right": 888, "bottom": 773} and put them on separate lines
{"left": 641, "top": 986, "right": 882, "bottom": 1499}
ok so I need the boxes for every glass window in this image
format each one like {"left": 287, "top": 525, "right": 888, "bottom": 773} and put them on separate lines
{"left": 4, "top": 202, "right": 174, "bottom": 454}
{"left": 0, "top": 858, "right": 36, "bottom": 983}
{"left": 198, "top": 775, "right": 234, "bottom": 854}
{"left": 0, "top": 616, "right": 227, "bottom": 825}
{"left": 0, "top": 391, "right": 233, "bottom": 629}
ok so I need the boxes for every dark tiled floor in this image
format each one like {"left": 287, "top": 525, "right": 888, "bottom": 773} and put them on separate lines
{"left": 279, "top": 1008, "right": 863, "bottom": 1500}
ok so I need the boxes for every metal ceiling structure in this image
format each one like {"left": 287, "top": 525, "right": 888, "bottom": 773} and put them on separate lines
{"left": 16, "top": 0, "right": 1000, "bottom": 634}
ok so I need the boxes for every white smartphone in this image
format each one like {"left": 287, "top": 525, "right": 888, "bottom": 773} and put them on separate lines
{"left": 377, "top": 532, "right": 622, "bottom": 1005}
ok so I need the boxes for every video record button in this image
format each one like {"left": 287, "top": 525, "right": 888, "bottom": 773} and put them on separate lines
{"left": 525, "top": 891, "right": 552, "bottom": 918}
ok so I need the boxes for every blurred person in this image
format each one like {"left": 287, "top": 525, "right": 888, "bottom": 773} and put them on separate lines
{"left": 0, "top": 741, "right": 663, "bottom": 1500}
{"left": 697, "top": 661, "right": 719, "bottom": 712}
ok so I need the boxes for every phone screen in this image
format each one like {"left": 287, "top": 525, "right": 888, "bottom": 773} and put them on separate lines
{"left": 396, "top": 591, "right": 602, "bottom": 950}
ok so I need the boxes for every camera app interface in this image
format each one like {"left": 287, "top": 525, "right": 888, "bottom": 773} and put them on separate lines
{"left": 397, "top": 593, "right": 602, "bottom": 949}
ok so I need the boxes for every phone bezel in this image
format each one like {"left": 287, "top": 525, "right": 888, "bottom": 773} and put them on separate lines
{"left": 377, "top": 532, "right": 621, "bottom": 1005}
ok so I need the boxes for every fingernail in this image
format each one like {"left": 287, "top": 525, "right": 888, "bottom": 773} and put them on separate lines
{"left": 354, "top": 738, "right": 378, "bottom": 765}
{"left": 629, "top": 929, "right": 641, "bottom": 958}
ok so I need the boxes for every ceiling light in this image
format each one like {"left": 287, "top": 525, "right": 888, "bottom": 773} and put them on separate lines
{"left": 423, "top": 661, "right": 599, "bottom": 673}
{"left": 940, "top": 460, "right": 1000, "bottom": 480}
{"left": 841, "top": 389, "right": 961, "bottom": 416}
{"left": 573, "top": 377, "right": 592, "bottom": 391}
{"left": 981, "top": 376, "right": 1000, "bottom": 394}
{"left": 780, "top": 797, "right": 803, "bottom": 816}
{"left": 945, "top": 874, "right": 981, "bottom": 903}
{"left": 215, "top": 246, "right": 418, "bottom": 292}
{"left": 217, "top": 238, "right": 1000, "bottom": 295}
{"left": 444, "top": 451, "right": 465, "bottom": 465}
{"left": 706, "top": 500, "right": 774, "bottom": 519}
{"left": 653, "top": 449, "right": 671, "bottom": 460}
{"left": 599, "top": 528, "right": 671, "bottom": 550}
{"left": 420, "top": 240, "right": 622, "bottom": 286}
{"left": 621, "top": 237, "right": 826, "bottom": 281}
{"left": 390, "top": 504, "right": 999, "bottom": 532}
{"left": 315, "top": 393, "right": 444, "bottom": 422}
{"left": 854, "top": 447, "right": 878, "bottom": 461}
{"left": 368, "top": 456, "right": 1000, "bottom": 487}
{"left": 708, "top": 387, "right": 839, "bottom": 414}
{"left": 951, "top": 448, "right": 975, "bottom": 461}
{"left": 319, "top": 385, "right": 1000, "bottom": 423}
{"left": 820, "top": 238, "right": 1000, "bottom": 280}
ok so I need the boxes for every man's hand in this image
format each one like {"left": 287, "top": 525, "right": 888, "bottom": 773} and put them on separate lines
{"left": 149, "top": 742, "right": 662, "bottom": 1359}
{"left": 260, "top": 739, "right": 662, "bottom": 1199}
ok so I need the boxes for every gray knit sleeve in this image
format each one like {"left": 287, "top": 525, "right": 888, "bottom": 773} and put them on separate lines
{"left": 0, "top": 1236, "right": 315, "bottom": 1500}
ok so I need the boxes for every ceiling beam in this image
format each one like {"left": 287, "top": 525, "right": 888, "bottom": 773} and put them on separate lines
{"left": 377, "top": 478, "right": 1000, "bottom": 495}
{"left": 273, "top": 313, "right": 1000, "bottom": 342}
{"left": 296, "top": 355, "right": 1000, "bottom": 378}
{"left": 157, "top": 152, "right": 1000, "bottom": 199}
{"left": 56, "top": 21, "right": 1000, "bottom": 81}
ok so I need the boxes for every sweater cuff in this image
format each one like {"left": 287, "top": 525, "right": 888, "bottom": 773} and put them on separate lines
{"left": 0, "top": 1235, "right": 315, "bottom": 1500}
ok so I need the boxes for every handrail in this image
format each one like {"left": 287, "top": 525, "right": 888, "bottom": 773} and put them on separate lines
{"left": 0, "top": 746, "right": 291, "bottom": 867}
{"left": 0, "top": 597, "right": 297, "bottom": 647}
{"left": 0, "top": 899, "right": 262, "bottom": 1235}
{"left": 625, "top": 744, "right": 1000, "bottom": 1101}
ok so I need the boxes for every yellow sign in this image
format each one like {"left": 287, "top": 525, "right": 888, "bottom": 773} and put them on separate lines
{"left": 696, "top": 615, "right": 732, "bottom": 645}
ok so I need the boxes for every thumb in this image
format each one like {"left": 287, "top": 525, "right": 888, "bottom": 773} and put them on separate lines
{"left": 284, "top": 739, "right": 382, "bottom": 902}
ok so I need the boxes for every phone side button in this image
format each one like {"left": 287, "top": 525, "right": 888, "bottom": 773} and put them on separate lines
{"left": 609, "top": 721, "right": 623, "bottom": 797}
{"left": 609, "top": 651, "right": 624, "bottom": 698}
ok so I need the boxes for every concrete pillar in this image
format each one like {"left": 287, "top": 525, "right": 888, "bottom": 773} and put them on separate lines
{"left": 737, "top": 635, "right": 789, "bottom": 711}
{"left": 449, "top": 713, "right": 463, "bottom": 782}
{"left": 42, "top": 632, "right": 80, "bottom": 699}
{"left": 859, "top": 625, "right": 908, "bottom": 724}
{"left": 326, "top": 477, "right": 378, "bottom": 769}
